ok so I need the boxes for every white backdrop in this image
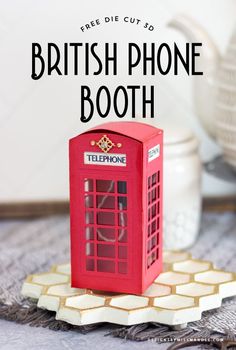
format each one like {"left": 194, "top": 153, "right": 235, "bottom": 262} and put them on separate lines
{"left": 0, "top": 0, "right": 236, "bottom": 202}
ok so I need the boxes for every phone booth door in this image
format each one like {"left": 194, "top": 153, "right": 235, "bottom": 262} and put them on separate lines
{"left": 79, "top": 173, "right": 132, "bottom": 278}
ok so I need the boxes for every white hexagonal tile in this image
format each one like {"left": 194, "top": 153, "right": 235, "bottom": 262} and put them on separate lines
{"left": 155, "top": 271, "right": 190, "bottom": 285}
{"left": 32, "top": 273, "right": 69, "bottom": 285}
{"left": 54, "top": 263, "right": 71, "bottom": 275}
{"left": 143, "top": 284, "right": 171, "bottom": 297}
{"left": 21, "top": 281, "right": 43, "bottom": 299}
{"left": 163, "top": 251, "right": 190, "bottom": 264}
{"left": 176, "top": 283, "right": 215, "bottom": 297}
{"left": 153, "top": 295, "right": 195, "bottom": 310}
{"left": 66, "top": 294, "right": 105, "bottom": 309}
{"left": 173, "top": 260, "right": 210, "bottom": 274}
{"left": 47, "top": 284, "right": 84, "bottom": 297}
{"left": 195, "top": 271, "right": 233, "bottom": 284}
{"left": 110, "top": 295, "right": 148, "bottom": 310}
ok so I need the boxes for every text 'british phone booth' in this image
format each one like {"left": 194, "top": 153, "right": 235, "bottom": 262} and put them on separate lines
{"left": 69, "top": 122, "right": 163, "bottom": 294}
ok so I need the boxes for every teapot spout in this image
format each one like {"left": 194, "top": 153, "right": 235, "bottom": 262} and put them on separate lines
{"left": 169, "top": 14, "right": 221, "bottom": 139}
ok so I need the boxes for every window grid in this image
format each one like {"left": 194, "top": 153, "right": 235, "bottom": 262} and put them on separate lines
{"left": 84, "top": 179, "right": 128, "bottom": 275}
{"left": 147, "top": 171, "right": 160, "bottom": 269}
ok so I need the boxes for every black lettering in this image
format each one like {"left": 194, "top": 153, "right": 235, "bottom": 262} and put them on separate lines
{"left": 85, "top": 43, "right": 89, "bottom": 75}
{"left": 70, "top": 43, "right": 82, "bottom": 75}
{"left": 114, "top": 86, "right": 128, "bottom": 118}
{"left": 192, "top": 43, "right": 203, "bottom": 75}
{"left": 48, "top": 43, "right": 62, "bottom": 76}
{"left": 142, "top": 86, "right": 154, "bottom": 118}
{"left": 105, "top": 43, "right": 117, "bottom": 75}
{"left": 157, "top": 44, "right": 172, "bottom": 75}
{"left": 127, "top": 85, "right": 140, "bottom": 118}
{"left": 96, "top": 86, "right": 111, "bottom": 117}
{"left": 174, "top": 43, "right": 189, "bottom": 75}
{"left": 80, "top": 86, "right": 94, "bottom": 123}
{"left": 64, "top": 43, "right": 68, "bottom": 75}
{"left": 128, "top": 43, "right": 141, "bottom": 75}
{"left": 143, "top": 43, "right": 155, "bottom": 75}
{"left": 31, "top": 43, "right": 45, "bottom": 80}
{"left": 91, "top": 43, "right": 103, "bottom": 75}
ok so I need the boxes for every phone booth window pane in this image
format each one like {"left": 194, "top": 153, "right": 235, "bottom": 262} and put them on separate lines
{"left": 118, "top": 212, "right": 127, "bottom": 227}
{"left": 96, "top": 195, "right": 115, "bottom": 209}
{"left": 86, "top": 243, "right": 94, "bottom": 256}
{"left": 151, "top": 220, "right": 156, "bottom": 233}
{"left": 156, "top": 217, "right": 159, "bottom": 229}
{"left": 118, "top": 229, "right": 127, "bottom": 242}
{"left": 147, "top": 250, "right": 158, "bottom": 268}
{"left": 85, "top": 195, "right": 93, "bottom": 208}
{"left": 148, "top": 224, "right": 151, "bottom": 237}
{"left": 118, "top": 181, "right": 127, "bottom": 194}
{"left": 151, "top": 251, "right": 155, "bottom": 264}
{"left": 152, "top": 188, "right": 157, "bottom": 201}
{"left": 156, "top": 232, "right": 159, "bottom": 245}
{"left": 85, "top": 211, "right": 94, "bottom": 224}
{"left": 118, "top": 246, "right": 127, "bottom": 259}
{"left": 97, "top": 244, "right": 115, "bottom": 258}
{"left": 97, "top": 228, "right": 115, "bottom": 242}
{"left": 84, "top": 179, "right": 93, "bottom": 192}
{"left": 97, "top": 260, "right": 115, "bottom": 273}
{"left": 152, "top": 173, "right": 157, "bottom": 186}
{"left": 152, "top": 204, "right": 157, "bottom": 218}
{"left": 97, "top": 212, "right": 115, "bottom": 226}
{"left": 86, "top": 227, "right": 94, "bottom": 240}
{"left": 86, "top": 259, "right": 95, "bottom": 271}
{"left": 148, "top": 176, "right": 151, "bottom": 189}
{"left": 96, "top": 180, "right": 114, "bottom": 193}
{"left": 146, "top": 171, "right": 161, "bottom": 270}
{"left": 118, "top": 196, "right": 127, "bottom": 210}
{"left": 147, "top": 239, "right": 152, "bottom": 253}
{"left": 151, "top": 235, "right": 157, "bottom": 249}
{"left": 147, "top": 255, "right": 151, "bottom": 268}
{"left": 148, "top": 192, "right": 151, "bottom": 205}
{"left": 118, "top": 262, "right": 127, "bottom": 274}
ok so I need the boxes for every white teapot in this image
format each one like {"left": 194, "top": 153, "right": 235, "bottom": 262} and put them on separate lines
{"left": 169, "top": 15, "right": 236, "bottom": 169}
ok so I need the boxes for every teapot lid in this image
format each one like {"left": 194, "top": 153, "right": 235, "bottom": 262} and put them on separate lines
{"left": 164, "top": 126, "right": 195, "bottom": 145}
{"left": 163, "top": 125, "right": 199, "bottom": 157}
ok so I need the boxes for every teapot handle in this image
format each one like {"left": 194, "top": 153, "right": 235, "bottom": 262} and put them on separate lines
{"left": 168, "top": 14, "right": 221, "bottom": 140}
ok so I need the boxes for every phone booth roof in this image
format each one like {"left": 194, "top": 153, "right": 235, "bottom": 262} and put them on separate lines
{"left": 74, "top": 121, "right": 162, "bottom": 143}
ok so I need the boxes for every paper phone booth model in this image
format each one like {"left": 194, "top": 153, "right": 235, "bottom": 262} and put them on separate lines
{"left": 69, "top": 122, "right": 163, "bottom": 294}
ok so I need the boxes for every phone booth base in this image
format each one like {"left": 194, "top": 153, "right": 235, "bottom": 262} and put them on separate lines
{"left": 69, "top": 122, "right": 163, "bottom": 294}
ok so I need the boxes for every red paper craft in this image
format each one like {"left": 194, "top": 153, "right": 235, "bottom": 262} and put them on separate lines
{"left": 69, "top": 122, "right": 163, "bottom": 294}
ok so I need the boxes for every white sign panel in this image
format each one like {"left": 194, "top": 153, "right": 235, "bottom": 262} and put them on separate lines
{"left": 148, "top": 144, "right": 160, "bottom": 162}
{"left": 84, "top": 152, "right": 126, "bottom": 166}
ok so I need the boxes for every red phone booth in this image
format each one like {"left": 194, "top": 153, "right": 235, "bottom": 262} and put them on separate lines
{"left": 69, "top": 121, "right": 163, "bottom": 294}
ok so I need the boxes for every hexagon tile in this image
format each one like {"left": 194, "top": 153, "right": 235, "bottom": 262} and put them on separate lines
{"left": 21, "top": 251, "right": 236, "bottom": 328}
